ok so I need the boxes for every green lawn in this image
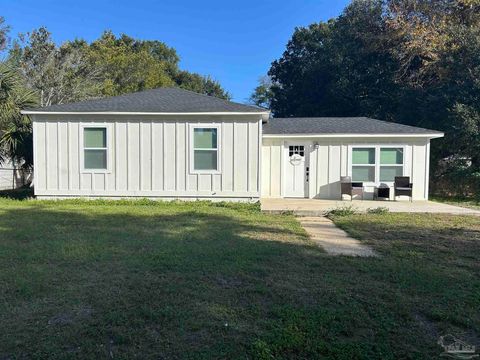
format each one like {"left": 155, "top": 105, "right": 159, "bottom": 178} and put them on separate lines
{"left": 0, "top": 199, "right": 479, "bottom": 359}
{"left": 431, "top": 195, "right": 480, "bottom": 210}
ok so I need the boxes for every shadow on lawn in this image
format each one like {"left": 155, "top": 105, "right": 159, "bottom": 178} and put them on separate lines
{"left": 0, "top": 203, "right": 330, "bottom": 358}
{"left": 0, "top": 186, "right": 34, "bottom": 200}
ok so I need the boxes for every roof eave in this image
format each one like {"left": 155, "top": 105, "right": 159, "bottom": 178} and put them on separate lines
{"left": 22, "top": 110, "right": 271, "bottom": 116}
{"left": 262, "top": 133, "right": 444, "bottom": 139}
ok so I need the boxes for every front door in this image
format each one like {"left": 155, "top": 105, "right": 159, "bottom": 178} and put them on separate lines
{"left": 284, "top": 143, "right": 309, "bottom": 198}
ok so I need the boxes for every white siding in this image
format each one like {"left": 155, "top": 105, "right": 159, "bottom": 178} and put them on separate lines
{"left": 33, "top": 114, "right": 262, "bottom": 199}
{"left": 262, "top": 137, "right": 432, "bottom": 201}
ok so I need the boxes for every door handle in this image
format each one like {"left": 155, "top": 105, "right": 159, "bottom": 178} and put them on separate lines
{"left": 306, "top": 167, "right": 310, "bottom": 182}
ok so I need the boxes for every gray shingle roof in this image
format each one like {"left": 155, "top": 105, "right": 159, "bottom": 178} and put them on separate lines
{"left": 24, "top": 87, "right": 267, "bottom": 113}
{"left": 263, "top": 117, "right": 443, "bottom": 135}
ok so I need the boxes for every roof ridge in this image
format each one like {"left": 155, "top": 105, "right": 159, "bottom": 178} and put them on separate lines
{"left": 174, "top": 87, "right": 268, "bottom": 111}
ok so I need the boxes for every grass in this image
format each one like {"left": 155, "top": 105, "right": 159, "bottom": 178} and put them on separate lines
{"left": 431, "top": 194, "right": 480, "bottom": 210}
{"left": 0, "top": 199, "right": 479, "bottom": 359}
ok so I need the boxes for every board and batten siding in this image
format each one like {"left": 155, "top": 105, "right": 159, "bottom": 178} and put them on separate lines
{"left": 262, "top": 137, "right": 431, "bottom": 200}
{"left": 32, "top": 114, "right": 262, "bottom": 200}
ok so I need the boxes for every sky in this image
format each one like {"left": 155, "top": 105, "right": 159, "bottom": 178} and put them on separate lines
{"left": 1, "top": 0, "right": 349, "bottom": 103}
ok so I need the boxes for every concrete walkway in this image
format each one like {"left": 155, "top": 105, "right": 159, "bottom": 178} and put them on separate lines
{"left": 300, "top": 216, "right": 377, "bottom": 257}
{"left": 262, "top": 198, "right": 480, "bottom": 216}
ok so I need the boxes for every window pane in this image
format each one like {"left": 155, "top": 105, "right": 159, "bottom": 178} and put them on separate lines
{"left": 381, "top": 148, "right": 403, "bottom": 164}
{"left": 352, "top": 166, "right": 375, "bottom": 182}
{"left": 380, "top": 166, "right": 403, "bottom": 182}
{"left": 352, "top": 148, "right": 375, "bottom": 164}
{"left": 84, "top": 128, "right": 106, "bottom": 148}
{"left": 194, "top": 128, "right": 217, "bottom": 149}
{"left": 84, "top": 149, "right": 107, "bottom": 169}
{"left": 194, "top": 150, "right": 217, "bottom": 170}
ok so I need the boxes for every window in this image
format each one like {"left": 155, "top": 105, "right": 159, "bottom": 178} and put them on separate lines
{"left": 351, "top": 146, "right": 404, "bottom": 183}
{"left": 192, "top": 127, "right": 219, "bottom": 171}
{"left": 289, "top": 145, "right": 305, "bottom": 157}
{"left": 380, "top": 148, "right": 403, "bottom": 181}
{"left": 352, "top": 148, "right": 375, "bottom": 182}
{"left": 83, "top": 127, "right": 107, "bottom": 170}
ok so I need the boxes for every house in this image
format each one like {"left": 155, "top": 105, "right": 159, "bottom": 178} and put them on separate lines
{"left": 22, "top": 88, "right": 444, "bottom": 201}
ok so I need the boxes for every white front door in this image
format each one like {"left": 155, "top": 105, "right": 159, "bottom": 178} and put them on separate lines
{"left": 284, "top": 143, "right": 309, "bottom": 198}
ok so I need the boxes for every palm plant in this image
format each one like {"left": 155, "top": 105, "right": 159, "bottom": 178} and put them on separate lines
{"left": 0, "top": 62, "right": 38, "bottom": 169}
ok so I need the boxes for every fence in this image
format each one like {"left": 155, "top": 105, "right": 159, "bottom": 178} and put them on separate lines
{"left": 0, "top": 168, "right": 33, "bottom": 190}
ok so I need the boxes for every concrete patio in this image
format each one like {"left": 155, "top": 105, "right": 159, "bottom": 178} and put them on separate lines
{"left": 261, "top": 198, "right": 480, "bottom": 216}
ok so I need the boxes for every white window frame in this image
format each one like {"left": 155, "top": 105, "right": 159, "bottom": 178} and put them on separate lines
{"left": 348, "top": 145, "right": 405, "bottom": 185}
{"left": 350, "top": 146, "right": 376, "bottom": 183}
{"left": 189, "top": 124, "right": 221, "bottom": 174}
{"left": 80, "top": 123, "right": 112, "bottom": 174}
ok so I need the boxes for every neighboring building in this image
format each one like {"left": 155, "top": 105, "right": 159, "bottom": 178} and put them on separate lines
{"left": 22, "top": 88, "right": 443, "bottom": 201}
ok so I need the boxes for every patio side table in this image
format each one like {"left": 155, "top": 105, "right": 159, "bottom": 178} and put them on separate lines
{"left": 375, "top": 186, "right": 390, "bottom": 200}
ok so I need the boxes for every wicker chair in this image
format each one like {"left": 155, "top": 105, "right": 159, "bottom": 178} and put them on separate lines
{"left": 341, "top": 176, "right": 364, "bottom": 201}
{"left": 394, "top": 176, "right": 413, "bottom": 202}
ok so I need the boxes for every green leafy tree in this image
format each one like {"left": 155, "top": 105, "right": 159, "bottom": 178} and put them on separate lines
{"left": 10, "top": 28, "right": 231, "bottom": 104}
{"left": 0, "top": 16, "right": 9, "bottom": 51}
{"left": 87, "top": 31, "right": 230, "bottom": 99}
{"left": 175, "top": 71, "right": 230, "bottom": 99}
{"left": 87, "top": 31, "right": 175, "bottom": 96}
{"left": 249, "top": 76, "right": 272, "bottom": 108}
{"left": 11, "top": 27, "right": 100, "bottom": 107}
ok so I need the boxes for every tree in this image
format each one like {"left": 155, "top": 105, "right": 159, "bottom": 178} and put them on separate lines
{"left": 10, "top": 28, "right": 231, "bottom": 105}
{"left": 385, "top": 0, "right": 480, "bottom": 88}
{"left": 86, "top": 31, "right": 230, "bottom": 99}
{"left": 267, "top": 1, "right": 401, "bottom": 118}
{"left": 175, "top": 71, "right": 230, "bottom": 100}
{"left": 11, "top": 27, "right": 100, "bottom": 107}
{"left": 87, "top": 31, "right": 175, "bottom": 96}
{"left": 0, "top": 16, "right": 9, "bottom": 51}
{"left": 0, "top": 62, "right": 38, "bottom": 169}
{"left": 248, "top": 76, "right": 272, "bottom": 108}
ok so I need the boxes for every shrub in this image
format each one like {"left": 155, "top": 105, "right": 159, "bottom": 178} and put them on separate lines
{"left": 366, "top": 207, "right": 389, "bottom": 214}
{"left": 325, "top": 204, "right": 357, "bottom": 217}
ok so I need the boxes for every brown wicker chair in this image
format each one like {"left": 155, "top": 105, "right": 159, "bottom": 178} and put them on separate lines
{"left": 394, "top": 176, "right": 413, "bottom": 202}
{"left": 341, "top": 176, "right": 364, "bottom": 201}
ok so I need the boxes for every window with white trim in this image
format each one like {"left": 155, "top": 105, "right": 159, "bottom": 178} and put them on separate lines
{"left": 289, "top": 145, "right": 305, "bottom": 157}
{"left": 83, "top": 127, "right": 108, "bottom": 170}
{"left": 351, "top": 146, "right": 404, "bottom": 183}
{"left": 352, "top": 147, "right": 375, "bottom": 182}
{"left": 379, "top": 148, "right": 404, "bottom": 181}
{"left": 192, "top": 127, "right": 218, "bottom": 171}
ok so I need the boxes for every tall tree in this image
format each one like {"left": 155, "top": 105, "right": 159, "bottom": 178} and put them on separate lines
{"left": 0, "top": 62, "right": 38, "bottom": 169}
{"left": 87, "top": 31, "right": 176, "bottom": 97}
{"left": 175, "top": 71, "right": 230, "bottom": 99}
{"left": 249, "top": 76, "right": 272, "bottom": 108}
{"left": 0, "top": 16, "right": 9, "bottom": 51}
{"left": 11, "top": 27, "right": 100, "bottom": 106}
{"left": 86, "top": 31, "right": 230, "bottom": 99}
{"left": 10, "top": 29, "right": 231, "bottom": 104}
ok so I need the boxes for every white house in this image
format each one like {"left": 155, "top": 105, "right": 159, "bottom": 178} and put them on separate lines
{"left": 22, "top": 88, "right": 443, "bottom": 201}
